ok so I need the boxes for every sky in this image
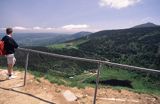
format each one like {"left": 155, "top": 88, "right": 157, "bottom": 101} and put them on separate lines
{"left": 0, "top": 0, "right": 160, "bottom": 33}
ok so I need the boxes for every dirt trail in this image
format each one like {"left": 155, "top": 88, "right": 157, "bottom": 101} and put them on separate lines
{"left": 0, "top": 69, "right": 160, "bottom": 104}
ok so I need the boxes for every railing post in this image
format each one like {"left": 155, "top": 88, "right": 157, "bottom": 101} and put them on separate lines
{"left": 93, "top": 63, "right": 102, "bottom": 104}
{"left": 24, "top": 52, "right": 29, "bottom": 86}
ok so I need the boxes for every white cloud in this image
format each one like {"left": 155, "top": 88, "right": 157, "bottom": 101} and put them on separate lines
{"left": 46, "top": 27, "right": 55, "bottom": 30}
{"left": 32, "top": 27, "right": 56, "bottom": 31}
{"left": 0, "top": 25, "right": 94, "bottom": 33}
{"left": 99, "top": 0, "right": 141, "bottom": 9}
{"left": 13, "top": 26, "right": 28, "bottom": 30}
{"left": 62, "top": 24, "right": 89, "bottom": 30}
{"left": 33, "top": 26, "right": 42, "bottom": 30}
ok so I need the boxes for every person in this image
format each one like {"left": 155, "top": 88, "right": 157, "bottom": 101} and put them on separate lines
{"left": 1, "top": 28, "right": 18, "bottom": 79}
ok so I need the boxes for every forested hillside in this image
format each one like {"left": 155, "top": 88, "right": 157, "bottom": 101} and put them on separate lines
{"left": 49, "top": 26, "right": 160, "bottom": 70}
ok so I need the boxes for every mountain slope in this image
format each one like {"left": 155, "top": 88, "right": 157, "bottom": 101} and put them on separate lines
{"left": 77, "top": 26, "right": 160, "bottom": 69}
{"left": 49, "top": 26, "right": 160, "bottom": 70}
{"left": 70, "top": 31, "right": 92, "bottom": 39}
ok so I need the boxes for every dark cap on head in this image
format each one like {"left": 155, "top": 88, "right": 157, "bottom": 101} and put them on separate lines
{"left": 6, "top": 28, "right": 13, "bottom": 35}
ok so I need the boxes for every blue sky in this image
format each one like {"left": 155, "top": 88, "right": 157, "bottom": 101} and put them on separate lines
{"left": 0, "top": 0, "right": 160, "bottom": 33}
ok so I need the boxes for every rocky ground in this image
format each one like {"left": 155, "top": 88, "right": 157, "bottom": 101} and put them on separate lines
{"left": 0, "top": 69, "right": 160, "bottom": 104}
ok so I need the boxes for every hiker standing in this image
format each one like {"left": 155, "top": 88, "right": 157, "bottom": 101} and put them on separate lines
{"left": 1, "top": 28, "right": 18, "bottom": 79}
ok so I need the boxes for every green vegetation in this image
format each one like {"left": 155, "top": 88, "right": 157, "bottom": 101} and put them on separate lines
{"left": 48, "top": 39, "right": 89, "bottom": 50}
{"left": 27, "top": 65, "right": 160, "bottom": 95}
{"left": 78, "top": 27, "right": 160, "bottom": 70}
{"left": 29, "top": 69, "right": 90, "bottom": 89}
{"left": 84, "top": 66, "right": 160, "bottom": 95}
{"left": 2, "top": 64, "right": 159, "bottom": 95}
{"left": 48, "top": 27, "right": 160, "bottom": 70}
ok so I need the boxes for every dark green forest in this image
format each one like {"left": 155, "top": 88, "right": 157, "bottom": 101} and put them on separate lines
{"left": 28, "top": 26, "right": 160, "bottom": 71}
{"left": 76, "top": 26, "right": 160, "bottom": 70}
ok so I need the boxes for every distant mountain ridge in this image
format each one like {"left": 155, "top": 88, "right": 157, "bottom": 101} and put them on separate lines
{"left": 0, "top": 31, "right": 92, "bottom": 46}
{"left": 132, "top": 22, "right": 159, "bottom": 28}
{"left": 71, "top": 31, "right": 92, "bottom": 39}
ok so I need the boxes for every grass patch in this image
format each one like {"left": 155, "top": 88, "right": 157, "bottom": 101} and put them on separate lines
{"left": 0, "top": 66, "right": 25, "bottom": 72}
{"left": 10, "top": 66, "right": 160, "bottom": 96}
{"left": 84, "top": 66, "right": 160, "bottom": 95}
{"left": 27, "top": 68, "right": 92, "bottom": 89}
{"left": 48, "top": 39, "right": 89, "bottom": 50}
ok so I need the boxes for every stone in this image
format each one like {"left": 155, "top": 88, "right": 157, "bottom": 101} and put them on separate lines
{"left": 62, "top": 90, "right": 77, "bottom": 101}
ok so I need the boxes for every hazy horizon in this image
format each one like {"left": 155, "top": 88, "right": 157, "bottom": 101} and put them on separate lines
{"left": 0, "top": 0, "right": 160, "bottom": 33}
{"left": 0, "top": 22, "right": 159, "bottom": 34}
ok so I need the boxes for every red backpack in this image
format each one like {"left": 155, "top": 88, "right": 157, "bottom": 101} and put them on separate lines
{"left": 0, "top": 41, "right": 6, "bottom": 55}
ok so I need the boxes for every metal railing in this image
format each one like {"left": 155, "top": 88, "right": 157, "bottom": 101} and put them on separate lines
{"left": 18, "top": 47, "right": 160, "bottom": 104}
